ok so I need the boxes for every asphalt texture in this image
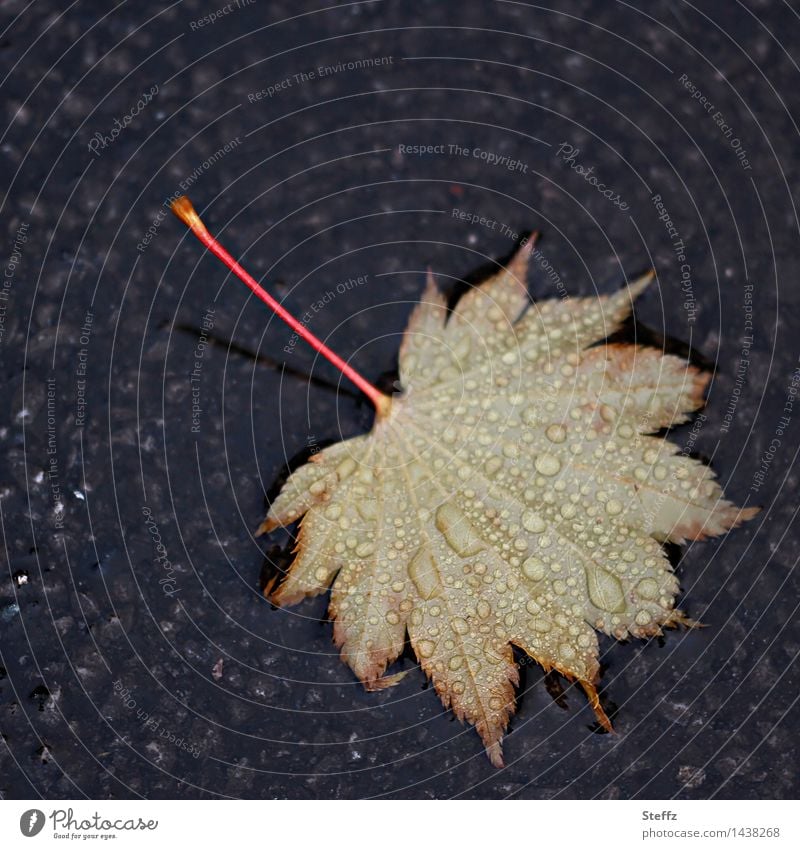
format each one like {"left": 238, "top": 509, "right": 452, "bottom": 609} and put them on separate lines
{"left": 1, "top": 0, "right": 798, "bottom": 799}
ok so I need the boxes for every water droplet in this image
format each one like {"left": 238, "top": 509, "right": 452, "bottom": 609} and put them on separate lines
{"left": 600, "top": 404, "right": 616, "bottom": 422}
{"left": 521, "top": 556, "right": 546, "bottom": 582}
{"left": 605, "top": 499, "right": 623, "bottom": 516}
{"left": 453, "top": 336, "right": 471, "bottom": 360}
{"left": 355, "top": 542, "right": 375, "bottom": 558}
{"left": 408, "top": 547, "right": 443, "bottom": 600}
{"left": 545, "top": 423, "right": 567, "bottom": 443}
{"left": 635, "top": 610, "right": 652, "bottom": 626}
{"left": 476, "top": 600, "right": 491, "bottom": 619}
{"left": 449, "top": 655, "right": 464, "bottom": 670}
{"left": 417, "top": 639, "right": 435, "bottom": 658}
{"left": 522, "top": 509, "right": 546, "bottom": 534}
{"left": 314, "top": 566, "right": 329, "bottom": 583}
{"left": 336, "top": 457, "right": 357, "bottom": 480}
{"left": 357, "top": 501, "right": 378, "bottom": 521}
{"left": 535, "top": 453, "right": 561, "bottom": 476}
{"left": 324, "top": 504, "right": 342, "bottom": 520}
{"left": 636, "top": 578, "right": 659, "bottom": 600}
{"left": 586, "top": 565, "right": 626, "bottom": 613}
{"left": 385, "top": 610, "right": 400, "bottom": 626}
{"left": 309, "top": 480, "right": 327, "bottom": 496}
{"left": 484, "top": 456, "right": 503, "bottom": 477}
{"left": 435, "top": 502, "right": 484, "bottom": 557}
{"left": 451, "top": 617, "right": 469, "bottom": 635}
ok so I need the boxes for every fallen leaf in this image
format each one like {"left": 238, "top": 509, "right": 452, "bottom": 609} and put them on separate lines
{"left": 260, "top": 238, "right": 758, "bottom": 766}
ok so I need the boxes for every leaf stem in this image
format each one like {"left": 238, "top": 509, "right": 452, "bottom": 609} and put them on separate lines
{"left": 170, "top": 196, "right": 392, "bottom": 417}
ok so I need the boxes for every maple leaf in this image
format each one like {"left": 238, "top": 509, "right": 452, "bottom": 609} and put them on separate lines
{"left": 259, "top": 237, "right": 758, "bottom": 767}
{"left": 169, "top": 197, "right": 757, "bottom": 767}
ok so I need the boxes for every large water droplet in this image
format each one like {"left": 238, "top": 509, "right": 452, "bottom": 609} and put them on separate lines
{"left": 586, "top": 564, "right": 626, "bottom": 613}
{"left": 309, "top": 480, "right": 327, "bottom": 496}
{"left": 407, "top": 547, "right": 443, "bottom": 600}
{"left": 435, "top": 502, "right": 484, "bottom": 557}
{"left": 336, "top": 457, "right": 357, "bottom": 481}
